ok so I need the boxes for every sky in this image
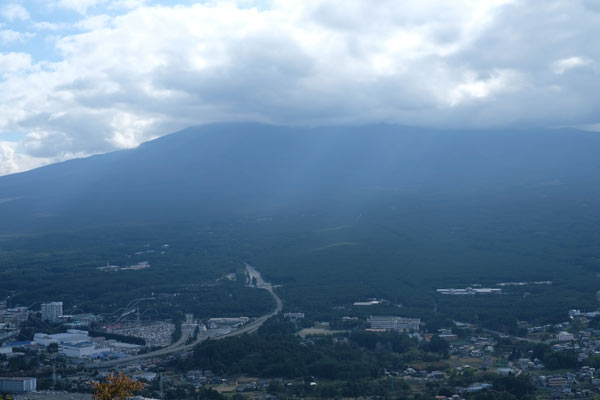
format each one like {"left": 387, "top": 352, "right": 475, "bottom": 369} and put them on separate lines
{"left": 0, "top": 0, "right": 599, "bottom": 175}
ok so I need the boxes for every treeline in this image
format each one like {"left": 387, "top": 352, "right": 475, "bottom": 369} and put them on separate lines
{"left": 180, "top": 318, "right": 448, "bottom": 380}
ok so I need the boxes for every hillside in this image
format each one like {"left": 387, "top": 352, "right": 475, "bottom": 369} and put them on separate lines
{"left": 1, "top": 123, "right": 599, "bottom": 234}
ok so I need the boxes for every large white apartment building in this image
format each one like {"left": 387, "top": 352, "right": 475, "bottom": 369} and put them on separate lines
{"left": 41, "top": 301, "right": 63, "bottom": 323}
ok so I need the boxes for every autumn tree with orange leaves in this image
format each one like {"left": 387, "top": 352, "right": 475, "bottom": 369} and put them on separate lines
{"left": 92, "top": 372, "right": 145, "bottom": 400}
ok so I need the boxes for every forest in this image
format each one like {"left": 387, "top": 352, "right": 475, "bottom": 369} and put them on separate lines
{"left": 1, "top": 196, "right": 599, "bottom": 332}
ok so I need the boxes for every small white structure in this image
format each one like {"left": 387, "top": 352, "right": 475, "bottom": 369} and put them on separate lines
{"left": 284, "top": 312, "right": 305, "bottom": 320}
{"left": 353, "top": 300, "right": 381, "bottom": 306}
{"left": 556, "top": 331, "right": 574, "bottom": 341}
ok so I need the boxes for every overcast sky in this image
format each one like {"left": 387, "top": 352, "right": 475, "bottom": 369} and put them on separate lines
{"left": 0, "top": 0, "right": 599, "bottom": 175}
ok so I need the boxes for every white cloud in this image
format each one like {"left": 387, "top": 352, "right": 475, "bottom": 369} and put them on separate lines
{"left": 0, "top": 29, "right": 34, "bottom": 44}
{"left": 576, "top": 123, "right": 600, "bottom": 132}
{"left": 108, "top": 0, "right": 149, "bottom": 10}
{"left": 34, "top": 21, "right": 69, "bottom": 31}
{"left": 74, "top": 14, "right": 112, "bottom": 30}
{"left": 446, "top": 69, "right": 524, "bottom": 106}
{"left": 0, "top": 141, "right": 49, "bottom": 175}
{"left": 0, "top": 52, "right": 35, "bottom": 77}
{"left": 552, "top": 56, "right": 593, "bottom": 75}
{"left": 1, "top": 4, "right": 30, "bottom": 22}
{"left": 54, "top": 0, "right": 110, "bottom": 14}
{"left": 1, "top": 0, "right": 600, "bottom": 175}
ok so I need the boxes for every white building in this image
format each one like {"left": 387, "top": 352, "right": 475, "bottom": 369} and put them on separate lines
{"left": 33, "top": 329, "right": 90, "bottom": 346}
{"left": 557, "top": 331, "right": 574, "bottom": 341}
{"left": 41, "top": 302, "right": 63, "bottom": 323}
{"left": 61, "top": 342, "right": 96, "bottom": 358}
{"left": 284, "top": 312, "right": 305, "bottom": 320}
{"left": 353, "top": 300, "right": 381, "bottom": 306}
{"left": 368, "top": 316, "right": 421, "bottom": 332}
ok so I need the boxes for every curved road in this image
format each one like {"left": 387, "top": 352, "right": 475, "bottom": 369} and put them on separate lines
{"left": 88, "top": 264, "right": 281, "bottom": 369}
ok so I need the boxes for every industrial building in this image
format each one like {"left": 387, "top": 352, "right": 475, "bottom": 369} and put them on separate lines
{"left": 368, "top": 316, "right": 421, "bottom": 332}
{"left": 61, "top": 342, "right": 96, "bottom": 358}
{"left": 33, "top": 329, "right": 90, "bottom": 346}
{"left": 0, "top": 377, "right": 36, "bottom": 393}
{"left": 31, "top": 329, "right": 108, "bottom": 358}
{"left": 41, "top": 302, "right": 63, "bottom": 323}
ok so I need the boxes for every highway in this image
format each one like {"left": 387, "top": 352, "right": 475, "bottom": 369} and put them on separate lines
{"left": 453, "top": 320, "right": 543, "bottom": 344}
{"left": 87, "top": 264, "right": 281, "bottom": 369}
{"left": 481, "top": 328, "right": 543, "bottom": 344}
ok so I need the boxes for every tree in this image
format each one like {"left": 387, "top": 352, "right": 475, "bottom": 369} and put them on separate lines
{"left": 92, "top": 372, "right": 145, "bottom": 400}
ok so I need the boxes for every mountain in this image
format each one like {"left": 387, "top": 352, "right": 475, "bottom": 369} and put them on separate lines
{"left": 1, "top": 123, "right": 600, "bottom": 234}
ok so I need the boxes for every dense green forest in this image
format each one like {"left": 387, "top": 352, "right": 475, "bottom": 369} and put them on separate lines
{"left": 0, "top": 225, "right": 274, "bottom": 319}
{"left": 181, "top": 318, "right": 447, "bottom": 379}
{"left": 1, "top": 200, "right": 598, "bottom": 330}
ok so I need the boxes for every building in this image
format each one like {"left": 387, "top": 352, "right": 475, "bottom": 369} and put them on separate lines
{"left": 33, "top": 330, "right": 90, "bottom": 346}
{"left": 0, "top": 307, "right": 29, "bottom": 324}
{"left": 41, "top": 302, "right": 63, "bottom": 323}
{"left": 436, "top": 288, "right": 501, "bottom": 295}
{"left": 557, "top": 331, "right": 574, "bottom": 342}
{"left": 353, "top": 300, "right": 381, "bottom": 306}
{"left": 284, "top": 313, "right": 305, "bottom": 320}
{"left": 61, "top": 342, "right": 96, "bottom": 358}
{"left": 547, "top": 375, "right": 568, "bottom": 387}
{"left": 0, "top": 377, "right": 36, "bottom": 393}
{"left": 368, "top": 316, "right": 421, "bottom": 332}
{"left": 32, "top": 329, "right": 103, "bottom": 358}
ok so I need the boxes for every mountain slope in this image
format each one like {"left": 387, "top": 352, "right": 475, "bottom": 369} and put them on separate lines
{"left": 1, "top": 123, "right": 599, "bottom": 234}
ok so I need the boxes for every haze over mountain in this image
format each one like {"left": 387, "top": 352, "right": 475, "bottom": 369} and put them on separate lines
{"left": 1, "top": 123, "right": 599, "bottom": 235}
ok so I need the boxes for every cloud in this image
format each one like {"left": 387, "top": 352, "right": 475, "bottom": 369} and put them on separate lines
{"left": 54, "top": 0, "right": 111, "bottom": 15}
{"left": 0, "top": 52, "right": 35, "bottom": 77}
{"left": 0, "top": 0, "right": 600, "bottom": 174}
{"left": 34, "top": 21, "right": 70, "bottom": 31}
{"left": 552, "top": 56, "right": 594, "bottom": 75}
{"left": 1, "top": 4, "right": 30, "bottom": 22}
{"left": 0, "top": 29, "right": 34, "bottom": 44}
{"left": 53, "top": 0, "right": 146, "bottom": 14}
{"left": 0, "top": 141, "right": 50, "bottom": 175}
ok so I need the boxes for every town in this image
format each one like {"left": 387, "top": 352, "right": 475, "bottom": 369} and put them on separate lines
{"left": 3, "top": 272, "right": 600, "bottom": 400}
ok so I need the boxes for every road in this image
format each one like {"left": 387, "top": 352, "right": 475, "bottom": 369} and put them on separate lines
{"left": 453, "top": 320, "right": 543, "bottom": 344}
{"left": 87, "top": 264, "right": 281, "bottom": 369}
{"left": 481, "top": 328, "right": 543, "bottom": 344}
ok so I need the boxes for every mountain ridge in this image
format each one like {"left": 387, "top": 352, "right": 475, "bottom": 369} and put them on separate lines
{"left": 1, "top": 123, "right": 599, "bottom": 234}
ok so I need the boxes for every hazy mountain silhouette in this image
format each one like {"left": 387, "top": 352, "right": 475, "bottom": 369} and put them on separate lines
{"left": 1, "top": 123, "right": 599, "bottom": 234}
